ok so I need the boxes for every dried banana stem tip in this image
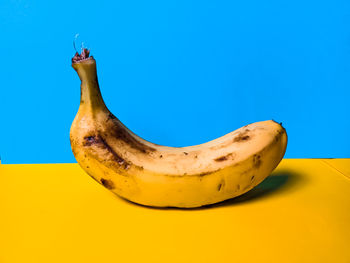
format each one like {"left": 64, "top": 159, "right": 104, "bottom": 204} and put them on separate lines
{"left": 72, "top": 48, "right": 93, "bottom": 63}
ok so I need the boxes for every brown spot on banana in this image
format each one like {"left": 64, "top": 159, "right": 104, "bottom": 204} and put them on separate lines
{"left": 83, "top": 134, "right": 130, "bottom": 169}
{"left": 215, "top": 155, "right": 228, "bottom": 162}
{"left": 105, "top": 113, "right": 156, "bottom": 154}
{"left": 83, "top": 135, "right": 100, "bottom": 146}
{"left": 107, "top": 112, "right": 116, "bottom": 120}
{"left": 253, "top": 154, "right": 262, "bottom": 168}
{"left": 100, "top": 178, "right": 115, "bottom": 189}
{"left": 217, "top": 179, "right": 225, "bottom": 191}
{"left": 217, "top": 183, "right": 223, "bottom": 191}
{"left": 214, "top": 153, "right": 235, "bottom": 162}
{"left": 198, "top": 171, "right": 213, "bottom": 177}
{"left": 233, "top": 130, "right": 251, "bottom": 142}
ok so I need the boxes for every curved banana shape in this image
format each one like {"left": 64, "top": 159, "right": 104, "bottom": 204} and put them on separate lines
{"left": 70, "top": 49, "right": 288, "bottom": 208}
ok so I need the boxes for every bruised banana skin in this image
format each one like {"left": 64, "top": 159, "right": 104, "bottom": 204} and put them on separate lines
{"left": 70, "top": 49, "right": 288, "bottom": 208}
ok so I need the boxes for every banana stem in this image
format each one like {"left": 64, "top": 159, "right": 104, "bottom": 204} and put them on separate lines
{"left": 72, "top": 49, "right": 106, "bottom": 111}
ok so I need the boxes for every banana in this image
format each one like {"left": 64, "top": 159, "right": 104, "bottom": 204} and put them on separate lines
{"left": 70, "top": 49, "right": 288, "bottom": 208}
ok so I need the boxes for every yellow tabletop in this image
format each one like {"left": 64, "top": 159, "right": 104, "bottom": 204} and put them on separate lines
{"left": 0, "top": 159, "right": 349, "bottom": 263}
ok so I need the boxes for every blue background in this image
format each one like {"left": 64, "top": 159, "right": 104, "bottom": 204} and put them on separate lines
{"left": 1, "top": 0, "right": 349, "bottom": 164}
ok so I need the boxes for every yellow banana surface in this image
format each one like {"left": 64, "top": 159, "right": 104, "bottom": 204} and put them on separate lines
{"left": 70, "top": 49, "right": 288, "bottom": 208}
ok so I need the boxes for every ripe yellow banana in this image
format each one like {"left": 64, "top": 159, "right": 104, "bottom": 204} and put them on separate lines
{"left": 70, "top": 49, "right": 288, "bottom": 208}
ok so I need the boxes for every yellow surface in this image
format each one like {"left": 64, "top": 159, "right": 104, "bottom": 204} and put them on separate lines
{"left": 0, "top": 159, "right": 349, "bottom": 263}
{"left": 322, "top": 159, "right": 350, "bottom": 180}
